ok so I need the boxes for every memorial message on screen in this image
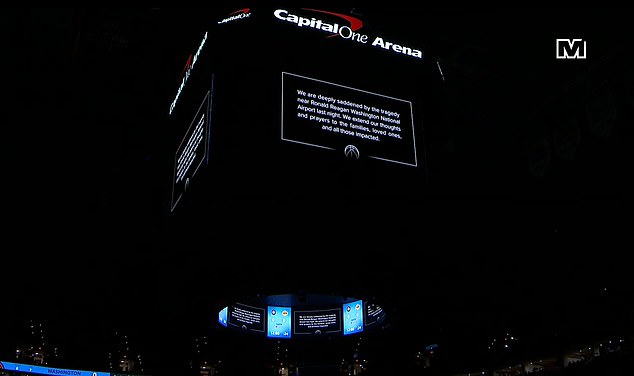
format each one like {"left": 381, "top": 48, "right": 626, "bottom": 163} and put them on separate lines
{"left": 294, "top": 308, "right": 342, "bottom": 335}
{"left": 171, "top": 91, "right": 211, "bottom": 212}
{"left": 282, "top": 72, "right": 417, "bottom": 167}
{"left": 228, "top": 303, "right": 265, "bottom": 333}
{"left": 365, "top": 303, "right": 386, "bottom": 327}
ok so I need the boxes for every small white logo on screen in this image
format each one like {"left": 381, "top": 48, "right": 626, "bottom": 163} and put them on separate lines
{"left": 345, "top": 145, "right": 360, "bottom": 160}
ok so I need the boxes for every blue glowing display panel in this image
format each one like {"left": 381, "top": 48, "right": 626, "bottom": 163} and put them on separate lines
{"left": 342, "top": 300, "right": 364, "bottom": 335}
{"left": 267, "top": 306, "right": 292, "bottom": 339}
{"left": 218, "top": 306, "right": 228, "bottom": 327}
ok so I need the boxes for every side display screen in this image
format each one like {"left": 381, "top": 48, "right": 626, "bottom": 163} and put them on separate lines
{"left": 365, "top": 303, "right": 386, "bottom": 327}
{"left": 218, "top": 306, "right": 228, "bottom": 327}
{"left": 343, "top": 300, "right": 364, "bottom": 335}
{"left": 267, "top": 306, "right": 292, "bottom": 339}
{"left": 170, "top": 91, "right": 212, "bottom": 212}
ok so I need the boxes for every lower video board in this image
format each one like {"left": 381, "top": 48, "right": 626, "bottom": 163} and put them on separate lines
{"left": 220, "top": 298, "right": 376, "bottom": 338}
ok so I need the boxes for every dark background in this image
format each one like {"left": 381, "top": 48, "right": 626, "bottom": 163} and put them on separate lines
{"left": 3, "top": 6, "right": 632, "bottom": 375}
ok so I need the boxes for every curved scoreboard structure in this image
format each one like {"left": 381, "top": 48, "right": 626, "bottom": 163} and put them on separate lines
{"left": 166, "top": 6, "right": 440, "bottom": 213}
{"left": 217, "top": 294, "right": 386, "bottom": 339}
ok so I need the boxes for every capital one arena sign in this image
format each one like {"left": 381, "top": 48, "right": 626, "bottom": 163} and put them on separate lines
{"left": 274, "top": 8, "right": 423, "bottom": 60}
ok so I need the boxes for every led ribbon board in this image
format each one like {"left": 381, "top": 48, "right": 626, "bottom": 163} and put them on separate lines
{"left": 0, "top": 362, "right": 110, "bottom": 376}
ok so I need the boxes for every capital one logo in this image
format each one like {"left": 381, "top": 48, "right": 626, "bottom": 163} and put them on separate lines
{"left": 218, "top": 8, "right": 251, "bottom": 24}
{"left": 556, "top": 39, "right": 587, "bottom": 59}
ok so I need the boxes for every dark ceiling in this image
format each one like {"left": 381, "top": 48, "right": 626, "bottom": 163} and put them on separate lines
{"left": 4, "top": 7, "right": 632, "bottom": 375}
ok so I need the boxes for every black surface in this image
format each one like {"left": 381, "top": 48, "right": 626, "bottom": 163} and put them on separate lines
{"left": 4, "top": 6, "right": 633, "bottom": 375}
